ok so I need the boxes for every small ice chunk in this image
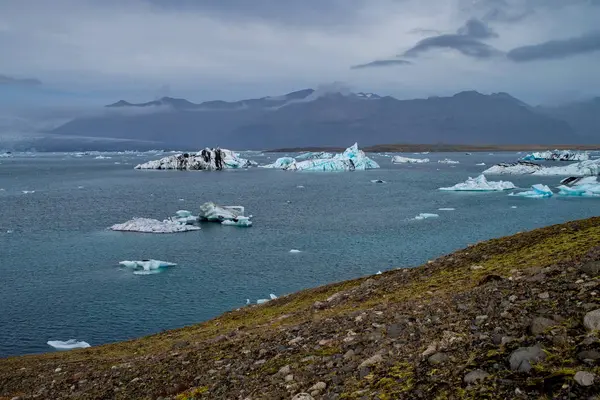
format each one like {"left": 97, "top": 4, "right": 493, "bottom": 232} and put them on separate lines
{"left": 370, "top": 179, "right": 386, "bottom": 183}
{"left": 413, "top": 213, "right": 439, "bottom": 220}
{"left": 476, "top": 163, "right": 486, "bottom": 166}
{"left": 110, "top": 218, "right": 201, "bottom": 233}
{"left": 94, "top": 155, "right": 111, "bottom": 159}
{"left": 438, "top": 159, "right": 460, "bottom": 164}
{"left": 391, "top": 156, "right": 429, "bottom": 164}
{"left": 257, "top": 299, "right": 270, "bottom": 304}
{"left": 221, "top": 217, "right": 253, "bottom": 227}
{"left": 269, "top": 294, "right": 278, "bottom": 300}
{"left": 376, "top": 271, "right": 382, "bottom": 275}
{"left": 47, "top": 339, "right": 91, "bottom": 350}
{"left": 297, "top": 185, "right": 305, "bottom": 189}
{"left": 510, "top": 184, "right": 553, "bottom": 198}
{"left": 439, "top": 175, "right": 515, "bottom": 191}
{"left": 438, "top": 208, "right": 455, "bottom": 211}
{"left": 511, "top": 206, "right": 518, "bottom": 208}
{"left": 6, "top": 230, "right": 13, "bottom": 233}
{"left": 289, "top": 249, "right": 302, "bottom": 253}
{"left": 246, "top": 299, "right": 250, "bottom": 305}
{"left": 175, "top": 210, "right": 193, "bottom": 217}
{"left": 22, "top": 190, "right": 35, "bottom": 194}
{"left": 77, "top": 186, "right": 84, "bottom": 189}
{"left": 199, "top": 202, "right": 245, "bottom": 222}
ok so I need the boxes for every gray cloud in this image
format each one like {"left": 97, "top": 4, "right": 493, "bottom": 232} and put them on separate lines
{"left": 0, "top": 74, "right": 42, "bottom": 86}
{"left": 350, "top": 59, "right": 412, "bottom": 69}
{"left": 402, "top": 19, "right": 499, "bottom": 59}
{"left": 507, "top": 31, "right": 600, "bottom": 61}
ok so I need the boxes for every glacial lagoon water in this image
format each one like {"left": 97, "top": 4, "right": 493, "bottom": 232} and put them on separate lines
{"left": 1, "top": 151, "right": 598, "bottom": 357}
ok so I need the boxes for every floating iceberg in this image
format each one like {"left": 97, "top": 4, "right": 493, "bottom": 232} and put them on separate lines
{"left": 510, "top": 184, "right": 553, "bottom": 198}
{"left": 371, "top": 179, "right": 386, "bottom": 183}
{"left": 199, "top": 202, "right": 246, "bottom": 222}
{"left": 119, "top": 259, "right": 177, "bottom": 275}
{"left": 557, "top": 176, "right": 600, "bottom": 197}
{"left": 110, "top": 218, "right": 201, "bottom": 233}
{"left": 295, "top": 151, "right": 334, "bottom": 161}
{"left": 476, "top": 163, "right": 486, "bottom": 166}
{"left": 484, "top": 160, "right": 600, "bottom": 176}
{"left": 413, "top": 213, "right": 439, "bottom": 220}
{"left": 135, "top": 148, "right": 253, "bottom": 170}
{"left": 391, "top": 156, "right": 429, "bottom": 164}
{"left": 262, "top": 143, "right": 379, "bottom": 172}
{"left": 221, "top": 216, "right": 253, "bottom": 227}
{"left": 171, "top": 210, "right": 198, "bottom": 225}
{"left": 94, "top": 155, "right": 112, "bottom": 160}
{"left": 522, "top": 150, "right": 589, "bottom": 161}
{"left": 289, "top": 249, "right": 302, "bottom": 253}
{"left": 438, "top": 208, "right": 455, "bottom": 211}
{"left": 47, "top": 339, "right": 91, "bottom": 350}
{"left": 260, "top": 157, "right": 296, "bottom": 169}
{"left": 438, "top": 159, "right": 460, "bottom": 164}
{"left": 439, "top": 175, "right": 516, "bottom": 191}
{"left": 22, "top": 190, "right": 35, "bottom": 194}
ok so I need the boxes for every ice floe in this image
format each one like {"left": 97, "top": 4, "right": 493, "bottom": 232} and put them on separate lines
{"left": 94, "top": 155, "right": 112, "bottom": 160}
{"left": 119, "top": 259, "right": 177, "bottom": 275}
{"left": 172, "top": 210, "right": 198, "bottom": 225}
{"left": 484, "top": 160, "right": 600, "bottom": 176}
{"left": 135, "top": 148, "right": 253, "bottom": 170}
{"left": 476, "top": 163, "right": 486, "bottom": 166}
{"left": 110, "top": 218, "right": 201, "bottom": 233}
{"left": 47, "top": 339, "right": 91, "bottom": 350}
{"left": 439, "top": 175, "right": 516, "bottom": 191}
{"left": 413, "top": 213, "right": 439, "bottom": 220}
{"left": 21, "top": 190, "right": 35, "bottom": 194}
{"left": 522, "top": 150, "right": 589, "bottom": 161}
{"left": 438, "top": 159, "right": 460, "bottom": 164}
{"left": 557, "top": 176, "right": 600, "bottom": 197}
{"left": 510, "top": 184, "right": 554, "bottom": 198}
{"left": 289, "top": 249, "right": 302, "bottom": 253}
{"left": 260, "top": 143, "right": 379, "bottom": 171}
{"left": 391, "top": 156, "right": 429, "bottom": 164}
{"left": 438, "top": 208, "right": 455, "bottom": 211}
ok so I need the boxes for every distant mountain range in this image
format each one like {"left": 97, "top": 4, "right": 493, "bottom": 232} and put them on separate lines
{"left": 50, "top": 89, "right": 599, "bottom": 149}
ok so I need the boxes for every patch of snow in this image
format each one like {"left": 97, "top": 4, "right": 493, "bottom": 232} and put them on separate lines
{"left": 391, "top": 156, "right": 429, "bottom": 164}
{"left": 439, "top": 175, "right": 516, "bottom": 191}
{"left": 510, "top": 184, "right": 553, "bottom": 198}
{"left": 47, "top": 339, "right": 91, "bottom": 350}
{"left": 413, "top": 213, "right": 439, "bottom": 220}
{"left": 110, "top": 218, "right": 201, "bottom": 233}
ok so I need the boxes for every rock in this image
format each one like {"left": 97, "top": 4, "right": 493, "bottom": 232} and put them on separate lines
{"left": 464, "top": 369, "right": 490, "bottom": 384}
{"left": 509, "top": 345, "right": 547, "bottom": 373}
{"left": 428, "top": 352, "right": 449, "bottom": 365}
{"left": 422, "top": 342, "right": 438, "bottom": 358}
{"left": 581, "top": 261, "right": 600, "bottom": 277}
{"left": 538, "top": 292, "right": 550, "bottom": 299}
{"left": 343, "top": 349, "right": 355, "bottom": 359}
{"left": 475, "top": 315, "right": 488, "bottom": 325}
{"left": 508, "top": 295, "right": 518, "bottom": 302}
{"left": 359, "top": 354, "right": 383, "bottom": 368}
{"left": 292, "top": 394, "right": 315, "bottom": 400}
{"left": 54, "top": 368, "right": 62, "bottom": 373}
{"left": 584, "top": 309, "right": 600, "bottom": 331}
{"left": 309, "top": 382, "right": 327, "bottom": 391}
{"left": 288, "top": 337, "right": 303, "bottom": 345}
{"left": 130, "top": 377, "right": 141, "bottom": 383}
{"left": 387, "top": 323, "right": 403, "bottom": 338}
{"left": 578, "top": 350, "right": 600, "bottom": 361}
{"left": 313, "top": 301, "right": 326, "bottom": 310}
{"left": 278, "top": 365, "right": 291, "bottom": 375}
{"left": 530, "top": 317, "right": 557, "bottom": 335}
{"left": 471, "top": 265, "right": 484, "bottom": 270}
{"left": 310, "top": 390, "right": 320, "bottom": 397}
{"left": 285, "top": 374, "right": 294, "bottom": 382}
{"left": 574, "top": 371, "right": 595, "bottom": 386}
{"left": 171, "top": 340, "right": 189, "bottom": 349}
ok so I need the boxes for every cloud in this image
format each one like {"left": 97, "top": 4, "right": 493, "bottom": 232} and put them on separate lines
{"left": 402, "top": 19, "right": 500, "bottom": 59}
{"left": 507, "top": 31, "right": 600, "bottom": 61}
{"left": 350, "top": 59, "right": 412, "bottom": 69}
{"left": 0, "top": 74, "right": 42, "bottom": 86}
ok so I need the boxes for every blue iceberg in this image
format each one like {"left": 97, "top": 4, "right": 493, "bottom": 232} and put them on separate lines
{"left": 557, "top": 177, "right": 600, "bottom": 197}
{"left": 510, "top": 184, "right": 553, "bottom": 198}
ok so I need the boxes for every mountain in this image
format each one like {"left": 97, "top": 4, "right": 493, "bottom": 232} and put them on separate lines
{"left": 537, "top": 98, "right": 600, "bottom": 140}
{"left": 51, "top": 89, "right": 585, "bottom": 149}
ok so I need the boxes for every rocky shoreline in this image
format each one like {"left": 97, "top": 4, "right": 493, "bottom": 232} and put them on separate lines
{"left": 2, "top": 217, "right": 600, "bottom": 399}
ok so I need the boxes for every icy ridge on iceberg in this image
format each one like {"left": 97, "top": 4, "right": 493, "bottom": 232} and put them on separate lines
{"left": 259, "top": 157, "right": 296, "bottom": 169}
{"left": 110, "top": 218, "right": 201, "bottom": 233}
{"left": 295, "top": 151, "right": 334, "bottom": 161}
{"left": 439, "top": 175, "right": 516, "bottom": 191}
{"left": 510, "top": 184, "right": 554, "bottom": 198}
{"left": 522, "top": 150, "right": 589, "bottom": 161}
{"left": 484, "top": 160, "right": 600, "bottom": 176}
{"left": 391, "top": 156, "right": 430, "bottom": 164}
{"left": 135, "top": 148, "right": 253, "bottom": 170}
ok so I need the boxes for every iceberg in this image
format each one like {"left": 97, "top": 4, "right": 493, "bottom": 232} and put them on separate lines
{"left": 135, "top": 148, "right": 253, "bottom": 170}
{"left": 289, "top": 249, "right": 302, "bottom": 253}
{"left": 484, "top": 160, "right": 600, "bottom": 176}
{"left": 476, "top": 163, "right": 486, "bottom": 166}
{"left": 94, "top": 155, "right": 112, "bottom": 160}
{"left": 110, "top": 218, "right": 201, "bottom": 233}
{"left": 119, "top": 259, "right": 177, "bottom": 275}
{"left": 439, "top": 175, "right": 516, "bottom": 191}
{"left": 221, "top": 216, "right": 253, "bottom": 227}
{"left": 266, "top": 143, "right": 379, "bottom": 172}
{"left": 391, "top": 156, "right": 429, "bottom": 164}
{"left": 199, "top": 202, "right": 246, "bottom": 222}
{"left": 295, "top": 151, "right": 334, "bottom": 161}
{"left": 47, "top": 339, "right": 91, "bottom": 350}
{"left": 22, "top": 190, "right": 35, "bottom": 194}
{"left": 510, "top": 184, "right": 553, "bottom": 198}
{"left": 522, "top": 150, "right": 589, "bottom": 161}
{"left": 259, "top": 157, "right": 296, "bottom": 169}
{"left": 438, "top": 159, "right": 460, "bottom": 164}
{"left": 438, "top": 208, "right": 455, "bottom": 211}
{"left": 171, "top": 210, "right": 198, "bottom": 225}
{"left": 557, "top": 176, "right": 600, "bottom": 197}
{"left": 371, "top": 179, "right": 386, "bottom": 184}
{"left": 413, "top": 213, "right": 439, "bottom": 220}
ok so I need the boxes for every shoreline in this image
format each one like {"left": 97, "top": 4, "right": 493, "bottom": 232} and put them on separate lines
{"left": 270, "top": 144, "right": 600, "bottom": 153}
{"left": 2, "top": 216, "right": 600, "bottom": 399}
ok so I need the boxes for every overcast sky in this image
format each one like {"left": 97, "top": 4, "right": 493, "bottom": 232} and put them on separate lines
{"left": 1, "top": 0, "right": 599, "bottom": 106}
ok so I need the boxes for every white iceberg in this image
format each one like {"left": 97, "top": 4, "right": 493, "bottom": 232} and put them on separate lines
{"left": 295, "top": 151, "right": 334, "bottom": 161}
{"left": 94, "top": 155, "right": 112, "bottom": 160}
{"left": 221, "top": 216, "right": 253, "bottom": 227}
{"left": 289, "top": 249, "right": 302, "bottom": 253}
{"left": 257, "top": 299, "right": 270, "bottom": 304}
{"left": 22, "top": 190, "right": 35, "bottom": 194}
{"left": 438, "top": 208, "right": 455, "bottom": 211}
{"left": 269, "top": 293, "right": 278, "bottom": 300}
{"left": 484, "top": 160, "right": 600, "bottom": 176}
{"left": 476, "top": 163, "right": 486, "bottom": 166}
{"left": 278, "top": 143, "right": 379, "bottom": 171}
{"left": 438, "top": 159, "right": 460, "bottom": 164}
{"left": 439, "top": 175, "right": 516, "bottom": 191}
{"left": 522, "top": 150, "right": 589, "bottom": 161}
{"left": 510, "top": 184, "right": 553, "bottom": 198}
{"left": 47, "top": 339, "right": 91, "bottom": 350}
{"left": 260, "top": 157, "right": 296, "bottom": 169}
{"left": 119, "top": 259, "right": 177, "bottom": 275}
{"left": 110, "top": 218, "right": 201, "bottom": 233}
{"left": 413, "top": 213, "right": 439, "bottom": 220}
{"left": 557, "top": 176, "right": 600, "bottom": 197}
{"left": 391, "top": 156, "right": 429, "bottom": 164}
{"left": 199, "top": 202, "right": 246, "bottom": 222}
{"left": 135, "top": 148, "right": 253, "bottom": 170}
